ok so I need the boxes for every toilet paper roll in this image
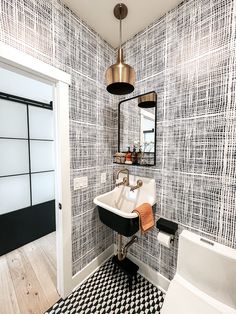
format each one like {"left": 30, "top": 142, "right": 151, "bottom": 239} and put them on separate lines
{"left": 157, "top": 231, "right": 172, "bottom": 248}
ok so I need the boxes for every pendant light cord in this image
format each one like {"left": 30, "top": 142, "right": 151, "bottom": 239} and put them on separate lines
{"left": 119, "top": 4, "right": 122, "bottom": 49}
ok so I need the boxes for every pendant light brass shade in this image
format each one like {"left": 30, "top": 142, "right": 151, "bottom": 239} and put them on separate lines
{"left": 106, "top": 48, "right": 135, "bottom": 95}
{"left": 138, "top": 92, "right": 157, "bottom": 108}
{"left": 105, "top": 3, "right": 135, "bottom": 95}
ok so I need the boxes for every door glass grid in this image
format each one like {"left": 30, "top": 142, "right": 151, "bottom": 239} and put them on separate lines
{"left": 0, "top": 93, "right": 54, "bottom": 214}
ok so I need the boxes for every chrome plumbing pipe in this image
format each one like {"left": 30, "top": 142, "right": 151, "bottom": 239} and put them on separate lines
{"left": 117, "top": 233, "right": 138, "bottom": 261}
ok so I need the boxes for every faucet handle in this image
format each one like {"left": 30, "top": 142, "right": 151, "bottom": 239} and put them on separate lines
{"left": 130, "top": 179, "right": 143, "bottom": 192}
{"left": 136, "top": 179, "right": 143, "bottom": 188}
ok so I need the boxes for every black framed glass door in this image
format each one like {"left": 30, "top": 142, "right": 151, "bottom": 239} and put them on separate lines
{"left": 0, "top": 92, "right": 56, "bottom": 255}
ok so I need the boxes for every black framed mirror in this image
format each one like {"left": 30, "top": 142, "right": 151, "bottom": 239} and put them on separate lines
{"left": 116, "top": 91, "right": 157, "bottom": 166}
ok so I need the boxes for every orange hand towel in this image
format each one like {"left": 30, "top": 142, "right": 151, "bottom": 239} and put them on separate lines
{"left": 133, "top": 203, "right": 154, "bottom": 234}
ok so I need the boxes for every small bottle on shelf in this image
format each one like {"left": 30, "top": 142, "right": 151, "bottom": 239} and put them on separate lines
{"left": 137, "top": 144, "right": 142, "bottom": 165}
{"left": 132, "top": 145, "right": 138, "bottom": 165}
{"left": 125, "top": 146, "right": 132, "bottom": 164}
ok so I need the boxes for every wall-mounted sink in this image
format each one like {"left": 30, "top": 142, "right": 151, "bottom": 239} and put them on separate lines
{"left": 94, "top": 174, "right": 156, "bottom": 237}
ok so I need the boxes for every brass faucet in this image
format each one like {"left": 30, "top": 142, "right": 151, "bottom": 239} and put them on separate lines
{"left": 115, "top": 169, "right": 143, "bottom": 191}
{"left": 116, "top": 168, "right": 129, "bottom": 187}
{"left": 130, "top": 179, "right": 143, "bottom": 192}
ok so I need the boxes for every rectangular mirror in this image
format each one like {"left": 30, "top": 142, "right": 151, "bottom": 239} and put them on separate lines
{"left": 117, "top": 91, "right": 157, "bottom": 166}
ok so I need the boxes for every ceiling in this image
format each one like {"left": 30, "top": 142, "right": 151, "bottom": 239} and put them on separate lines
{"left": 63, "top": 0, "right": 183, "bottom": 48}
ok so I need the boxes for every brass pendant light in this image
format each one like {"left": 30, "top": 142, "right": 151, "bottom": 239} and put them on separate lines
{"left": 138, "top": 92, "right": 157, "bottom": 108}
{"left": 105, "top": 3, "right": 135, "bottom": 95}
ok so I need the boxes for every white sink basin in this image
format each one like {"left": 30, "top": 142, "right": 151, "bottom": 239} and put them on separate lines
{"left": 94, "top": 174, "right": 156, "bottom": 219}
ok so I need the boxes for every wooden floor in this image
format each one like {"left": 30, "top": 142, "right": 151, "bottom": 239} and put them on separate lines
{"left": 0, "top": 232, "right": 60, "bottom": 314}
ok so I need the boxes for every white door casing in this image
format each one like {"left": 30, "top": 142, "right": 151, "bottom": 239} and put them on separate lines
{"left": 0, "top": 41, "right": 72, "bottom": 298}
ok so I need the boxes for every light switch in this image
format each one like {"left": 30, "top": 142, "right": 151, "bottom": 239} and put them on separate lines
{"left": 74, "top": 176, "right": 88, "bottom": 190}
{"left": 101, "top": 172, "right": 106, "bottom": 183}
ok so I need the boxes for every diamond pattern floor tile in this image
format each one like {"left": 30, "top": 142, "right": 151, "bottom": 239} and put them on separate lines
{"left": 45, "top": 258, "right": 165, "bottom": 314}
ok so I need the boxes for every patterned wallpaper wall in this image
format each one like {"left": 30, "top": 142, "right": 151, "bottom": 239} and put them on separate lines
{"left": 116, "top": 0, "right": 236, "bottom": 280}
{"left": 1, "top": 0, "right": 235, "bottom": 283}
{"left": 0, "top": 0, "right": 116, "bottom": 275}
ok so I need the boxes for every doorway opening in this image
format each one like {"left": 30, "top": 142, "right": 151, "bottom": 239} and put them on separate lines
{"left": 0, "top": 65, "right": 60, "bottom": 312}
{"left": 0, "top": 42, "right": 72, "bottom": 302}
{"left": 0, "top": 66, "right": 56, "bottom": 255}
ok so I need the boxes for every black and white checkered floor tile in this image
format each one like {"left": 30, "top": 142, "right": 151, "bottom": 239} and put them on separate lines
{"left": 45, "top": 258, "right": 165, "bottom": 314}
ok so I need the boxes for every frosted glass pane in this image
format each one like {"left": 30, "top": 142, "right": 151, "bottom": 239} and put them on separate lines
{"left": 0, "top": 68, "right": 53, "bottom": 103}
{"left": 0, "top": 175, "right": 30, "bottom": 215}
{"left": 30, "top": 141, "right": 54, "bottom": 172}
{"left": 144, "top": 133, "right": 154, "bottom": 143}
{"left": 0, "top": 99, "right": 27, "bottom": 138}
{"left": 0, "top": 139, "right": 29, "bottom": 176}
{"left": 29, "top": 106, "right": 54, "bottom": 140}
{"left": 32, "top": 172, "right": 55, "bottom": 205}
{"left": 143, "top": 117, "right": 154, "bottom": 130}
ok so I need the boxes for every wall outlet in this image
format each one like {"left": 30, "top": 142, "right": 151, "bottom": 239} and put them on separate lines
{"left": 74, "top": 176, "right": 88, "bottom": 190}
{"left": 101, "top": 172, "right": 106, "bottom": 183}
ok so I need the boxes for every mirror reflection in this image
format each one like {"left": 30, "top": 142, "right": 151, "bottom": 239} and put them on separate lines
{"left": 116, "top": 91, "right": 157, "bottom": 166}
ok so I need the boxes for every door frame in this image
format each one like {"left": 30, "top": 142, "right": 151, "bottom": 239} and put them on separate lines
{"left": 0, "top": 41, "right": 72, "bottom": 298}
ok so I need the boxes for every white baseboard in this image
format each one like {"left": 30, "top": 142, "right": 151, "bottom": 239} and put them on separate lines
{"left": 71, "top": 244, "right": 170, "bottom": 295}
{"left": 71, "top": 244, "right": 115, "bottom": 291}
{"left": 127, "top": 252, "right": 170, "bottom": 293}
{"left": 113, "top": 244, "right": 169, "bottom": 292}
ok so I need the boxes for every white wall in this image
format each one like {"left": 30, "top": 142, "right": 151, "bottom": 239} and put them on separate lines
{"left": 0, "top": 67, "right": 53, "bottom": 103}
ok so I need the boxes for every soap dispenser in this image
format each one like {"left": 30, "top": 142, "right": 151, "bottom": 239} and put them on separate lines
{"left": 125, "top": 146, "right": 132, "bottom": 164}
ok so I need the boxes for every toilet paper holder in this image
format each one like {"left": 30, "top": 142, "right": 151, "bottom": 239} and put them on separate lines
{"left": 156, "top": 218, "right": 178, "bottom": 240}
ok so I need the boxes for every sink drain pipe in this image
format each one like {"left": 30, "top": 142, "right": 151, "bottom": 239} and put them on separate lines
{"left": 117, "top": 234, "right": 138, "bottom": 261}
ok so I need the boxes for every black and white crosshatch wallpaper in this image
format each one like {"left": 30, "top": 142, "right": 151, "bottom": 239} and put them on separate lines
{"left": 1, "top": 0, "right": 236, "bottom": 283}
{"left": 120, "top": 0, "right": 236, "bottom": 280}
{"left": 0, "top": 0, "right": 116, "bottom": 275}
